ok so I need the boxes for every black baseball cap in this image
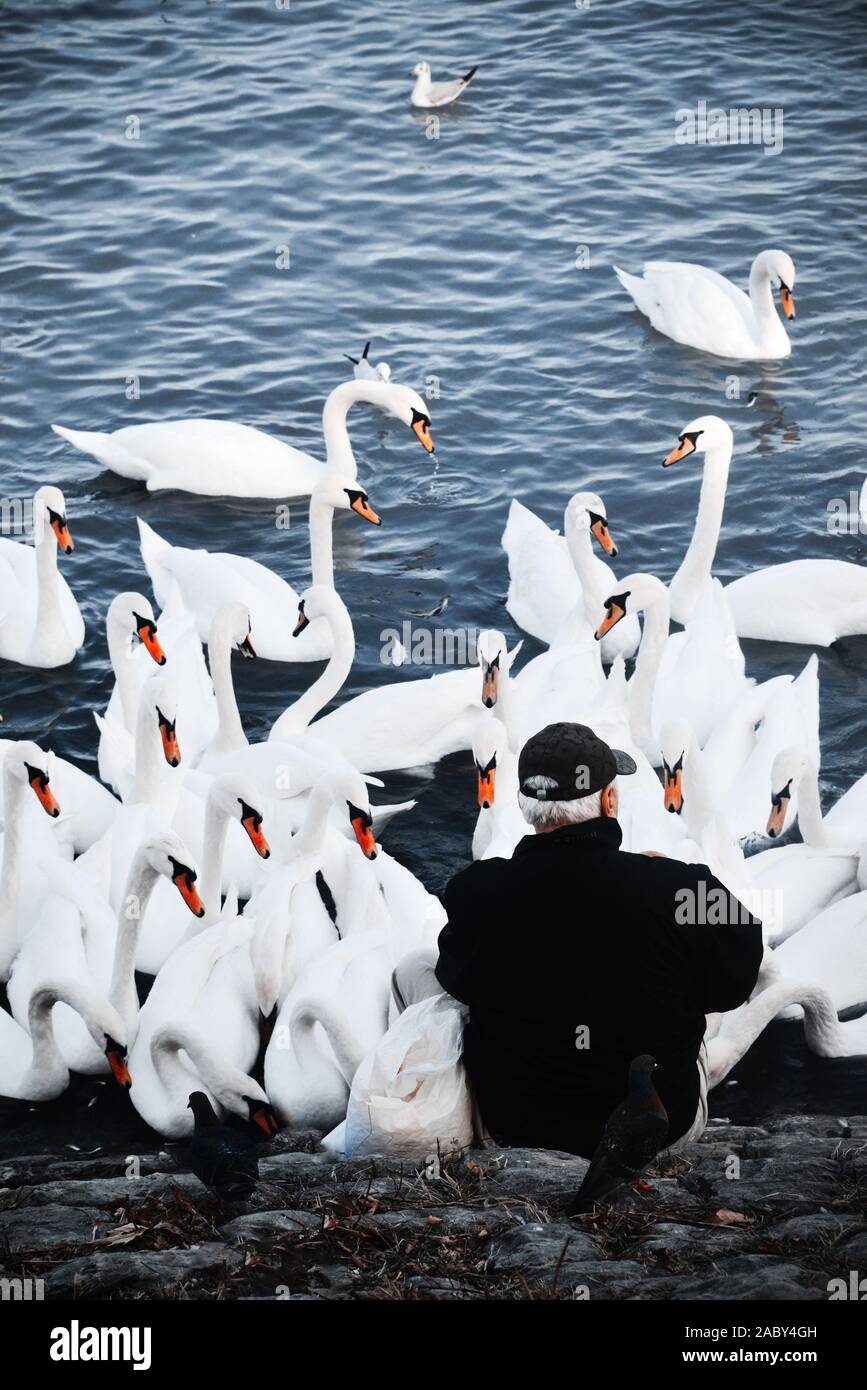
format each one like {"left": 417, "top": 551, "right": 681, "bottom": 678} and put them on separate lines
{"left": 518, "top": 722, "right": 637, "bottom": 801}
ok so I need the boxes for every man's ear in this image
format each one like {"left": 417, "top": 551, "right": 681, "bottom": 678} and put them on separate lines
{"left": 600, "top": 783, "right": 618, "bottom": 818}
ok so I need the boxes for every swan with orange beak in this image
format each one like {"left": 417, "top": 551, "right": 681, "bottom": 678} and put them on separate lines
{"left": 0, "top": 484, "right": 85, "bottom": 668}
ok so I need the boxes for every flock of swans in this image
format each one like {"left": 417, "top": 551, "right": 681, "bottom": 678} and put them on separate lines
{"left": 2, "top": 247, "right": 866, "bottom": 1150}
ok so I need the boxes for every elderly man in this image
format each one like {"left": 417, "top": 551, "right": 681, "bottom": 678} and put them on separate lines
{"left": 393, "top": 722, "right": 763, "bottom": 1158}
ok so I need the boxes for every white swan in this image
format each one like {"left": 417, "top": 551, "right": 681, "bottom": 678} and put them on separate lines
{"left": 707, "top": 977, "right": 867, "bottom": 1089}
{"left": 594, "top": 572, "right": 750, "bottom": 762}
{"left": 657, "top": 656, "right": 820, "bottom": 848}
{"left": 131, "top": 1022, "right": 275, "bottom": 1138}
{"left": 0, "top": 737, "right": 117, "bottom": 855}
{"left": 52, "top": 378, "right": 434, "bottom": 498}
{"left": 741, "top": 747, "right": 867, "bottom": 945}
{"left": 251, "top": 767, "right": 439, "bottom": 1021}
{"left": 614, "top": 249, "right": 796, "bottom": 360}
{"left": 137, "top": 471, "right": 381, "bottom": 663}
{"left": 269, "top": 586, "right": 506, "bottom": 772}
{"left": 0, "top": 485, "right": 84, "bottom": 668}
{"left": 143, "top": 773, "right": 271, "bottom": 969}
{"left": 264, "top": 932, "right": 392, "bottom": 1130}
{"left": 662, "top": 415, "right": 867, "bottom": 642}
{"left": 471, "top": 711, "right": 524, "bottom": 860}
{"left": 0, "top": 978, "right": 128, "bottom": 1102}
{"left": 658, "top": 720, "right": 756, "bottom": 903}
{"left": 501, "top": 493, "right": 640, "bottom": 661}
{"left": 0, "top": 741, "right": 68, "bottom": 981}
{"left": 773, "top": 889, "right": 867, "bottom": 1019}
{"left": 96, "top": 591, "right": 167, "bottom": 793}
{"left": 75, "top": 675, "right": 193, "bottom": 936}
{"left": 193, "top": 602, "right": 256, "bottom": 774}
{"left": 7, "top": 830, "right": 205, "bottom": 1069}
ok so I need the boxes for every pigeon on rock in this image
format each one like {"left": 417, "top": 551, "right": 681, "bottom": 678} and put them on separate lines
{"left": 181, "top": 1092, "right": 263, "bottom": 1201}
{"left": 567, "top": 1055, "right": 669, "bottom": 1214}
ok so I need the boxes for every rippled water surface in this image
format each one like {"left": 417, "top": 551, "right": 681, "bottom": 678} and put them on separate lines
{"left": 2, "top": 0, "right": 866, "bottom": 1125}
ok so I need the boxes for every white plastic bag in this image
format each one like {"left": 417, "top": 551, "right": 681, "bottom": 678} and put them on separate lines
{"left": 326, "top": 993, "right": 473, "bottom": 1158}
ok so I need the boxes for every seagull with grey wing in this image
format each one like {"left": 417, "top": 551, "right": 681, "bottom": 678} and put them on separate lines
{"left": 410, "top": 61, "right": 478, "bottom": 109}
{"left": 566, "top": 1055, "right": 669, "bottom": 1214}
{"left": 344, "top": 340, "right": 391, "bottom": 385}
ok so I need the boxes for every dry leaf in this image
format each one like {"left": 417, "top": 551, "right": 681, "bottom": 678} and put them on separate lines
{"left": 712, "top": 1208, "right": 751, "bottom": 1226}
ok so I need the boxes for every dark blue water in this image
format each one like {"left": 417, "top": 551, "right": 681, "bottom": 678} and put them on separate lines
{"left": 1, "top": 0, "right": 866, "bottom": 1129}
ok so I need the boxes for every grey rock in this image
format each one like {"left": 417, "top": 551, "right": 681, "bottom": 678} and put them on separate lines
{"left": 46, "top": 1242, "right": 242, "bottom": 1299}
{"left": 355, "top": 1206, "right": 503, "bottom": 1236}
{"left": 767, "top": 1213, "right": 862, "bottom": 1244}
{"left": 642, "top": 1221, "right": 745, "bottom": 1255}
{"left": 644, "top": 1255, "right": 826, "bottom": 1302}
{"left": 488, "top": 1221, "right": 602, "bottom": 1287}
{"left": 0, "top": 1203, "right": 103, "bottom": 1254}
{"left": 840, "top": 1230, "right": 867, "bottom": 1263}
{"left": 222, "top": 1209, "right": 322, "bottom": 1243}
{"left": 12, "top": 1172, "right": 208, "bottom": 1210}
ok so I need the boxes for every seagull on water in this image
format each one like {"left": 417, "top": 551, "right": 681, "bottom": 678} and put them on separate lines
{"left": 410, "top": 61, "right": 478, "bottom": 109}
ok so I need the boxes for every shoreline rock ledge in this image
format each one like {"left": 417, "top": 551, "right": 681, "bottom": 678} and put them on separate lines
{"left": 1, "top": 1113, "right": 865, "bottom": 1301}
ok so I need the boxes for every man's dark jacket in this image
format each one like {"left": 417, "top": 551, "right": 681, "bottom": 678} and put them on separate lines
{"left": 435, "top": 818, "right": 763, "bottom": 1157}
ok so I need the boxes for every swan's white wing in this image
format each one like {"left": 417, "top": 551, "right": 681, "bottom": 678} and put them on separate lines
{"left": 310, "top": 664, "right": 482, "bottom": 771}
{"left": 618, "top": 261, "right": 757, "bottom": 357}
{"left": 726, "top": 559, "right": 867, "bottom": 645}
{"left": 825, "top": 770, "right": 867, "bottom": 843}
{"left": 502, "top": 500, "right": 577, "bottom": 644}
{"left": 138, "top": 519, "right": 330, "bottom": 662}
{"left": 774, "top": 891, "right": 867, "bottom": 1016}
{"left": 58, "top": 419, "right": 325, "bottom": 498}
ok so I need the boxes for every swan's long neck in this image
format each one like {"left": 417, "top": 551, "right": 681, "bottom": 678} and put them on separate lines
{"left": 794, "top": 759, "right": 829, "bottom": 847}
{"left": 200, "top": 798, "right": 231, "bottom": 925}
{"left": 24, "top": 984, "right": 71, "bottom": 1095}
{"left": 34, "top": 524, "right": 65, "bottom": 649}
{"left": 208, "top": 629, "right": 247, "bottom": 755}
{"left": 292, "top": 999, "right": 361, "bottom": 1087}
{"left": 748, "top": 257, "right": 779, "bottom": 327}
{"left": 309, "top": 495, "right": 336, "bottom": 590}
{"left": 108, "top": 620, "right": 139, "bottom": 733}
{"left": 274, "top": 602, "right": 355, "bottom": 734}
{"left": 0, "top": 769, "right": 26, "bottom": 980}
{"left": 671, "top": 444, "right": 730, "bottom": 611}
{"left": 108, "top": 856, "right": 161, "bottom": 1029}
{"left": 708, "top": 978, "right": 843, "bottom": 1088}
{"left": 681, "top": 735, "right": 715, "bottom": 839}
{"left": 295, "top": 782, "right": 335, "bottom": 856}
{"left": 321, "top": 382, "right": 368, "bottom": 475}
{"left": 628, "top": 593, "right": 669, "bottom": 754}
{"left": 132, "top": 700, "right": 165, "bottom": 805}
{"left": 567, "top": 525, "right": 604, "bottom": 626}
{"left": 150, "top": 1023, "right": 257, "bottom": 1111}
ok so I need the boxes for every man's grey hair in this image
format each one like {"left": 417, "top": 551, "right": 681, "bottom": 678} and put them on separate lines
{"left": 518, "top": 780, "right": 604, "bottom": 829}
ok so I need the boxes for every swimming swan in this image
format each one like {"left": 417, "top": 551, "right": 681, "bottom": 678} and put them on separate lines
{"left": 662, "top": 415, "right": 867, "bottom": 642}
{"left": 136, "top": 471, "right": 381, "bottom": 663}
{"left": 614, "top": 249, "right": 796, "bottom": 361}
{"left": 502, "top": 492, "right": 641, "bottom": 662}
{"left": 52, "top": 378, "right": 434, "bottom": 498}
{"left": 0, "top": 485, "right": 84, "bottom": 668}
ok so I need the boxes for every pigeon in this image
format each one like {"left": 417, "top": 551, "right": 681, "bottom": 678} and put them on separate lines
{"left": 343, "top": 340, "right": 391, "bottom": 385}
{"left": 181, "top": 1092, "right": 266, "bottom": 1200}
{"left": 566, "top": 1055, "right": 669, "bottom": 1215}
{"left": 410, "top": 62, "right": 478, "bottom": 109}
